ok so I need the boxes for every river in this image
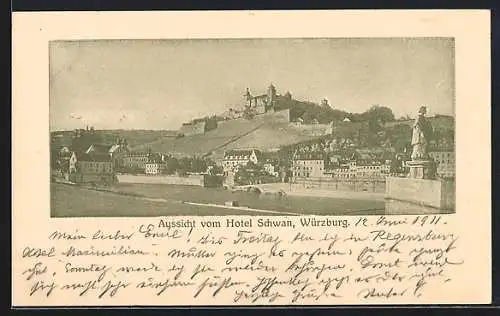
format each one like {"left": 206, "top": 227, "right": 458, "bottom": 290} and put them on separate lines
{"left": 51, "top": 182, "right": 387, "bottom": 217}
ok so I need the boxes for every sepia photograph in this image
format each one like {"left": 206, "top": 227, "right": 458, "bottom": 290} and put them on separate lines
{"left": 14, "top": 10, "right": 491, "bottom": 307}
{"left": 49, "top": 38, "right": 456, "bottom": 217}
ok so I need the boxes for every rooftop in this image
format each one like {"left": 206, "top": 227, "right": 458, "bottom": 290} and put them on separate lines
{"left": 79, "top": 153, "right": 112, "bottom": 162}
{"left": 85, "top": 144, "right": 113, "bottom": 155}
{"left": 108, "top": 144, "right": 126, "bottom": 153}
{"left": 224, "top": 149, "right": 262, "bottom": 158}
{"left": 293, "top": 152, "right": 325, "bottom": 161}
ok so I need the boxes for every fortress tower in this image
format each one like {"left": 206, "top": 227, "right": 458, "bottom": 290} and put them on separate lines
{"left": 267, "top": 83, "right": 277, "bottom": 110}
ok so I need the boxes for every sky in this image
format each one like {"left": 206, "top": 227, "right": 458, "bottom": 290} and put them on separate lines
{"left": 49, "top": 38, "right": 455, "bottom": 131}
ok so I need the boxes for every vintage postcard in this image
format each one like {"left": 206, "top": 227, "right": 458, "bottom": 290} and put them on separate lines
{"left": 12, "top": 10, "right": 491, "bottom": 306}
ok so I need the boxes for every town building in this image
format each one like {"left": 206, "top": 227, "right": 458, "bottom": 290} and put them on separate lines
{"left": 56, "top": 147, "right": 73, "bottom": 173}
{"left": 72, "top": 153, "right": 115, "bottom": 184}
{"left": 84, "top": 141, "right": 131, "bottom": 170}
{"left": 222, "top": 149, "right": 261, "bottom": 173}
{"left": 428, "top": 134, "right": 455, "bottom": 179}
{"left": 109, "top": 138, "right": 130, "bottom": 161}
{"left": 78, "top": 155, "right": 114, "bottom": 174}
{"left": 325, "top": 159, "right": 391, "bottom": 179}
{"left": 145, "top": 162, "right": 160, "bottom": 175}
{"left": 145, "top": 154, "right": 164, "bottom": 175}
{"left": 118, "top": 152, "right": 150, "bottom": 171}
{"left": 85, "top": 143, "right": 113, "bottom": 156}
{"left": 429, "top": 150, "right": 455, "bottom": 179}
{"left": 329, "top": 165, "right": 355, "bottom": 179}
{"left": 353, "top": 160, "right": 391, "bottom": 178}
{"left": 292, "top": 152, "right": 325, "bottom": 178}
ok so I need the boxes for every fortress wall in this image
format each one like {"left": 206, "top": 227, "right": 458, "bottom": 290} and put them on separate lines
{"left": 179, "top": 121, "right": 206, "bottom": 136}
{"left": 287, "top": 122, "right": 330, "bottom": 136}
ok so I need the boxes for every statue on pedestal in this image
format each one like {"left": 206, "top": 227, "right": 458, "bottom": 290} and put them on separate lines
{"left": 408, "top": 106, "right": 436, "bottom": 179}
{"left": 411, "top": 106, "right": 433, "bottom": 160}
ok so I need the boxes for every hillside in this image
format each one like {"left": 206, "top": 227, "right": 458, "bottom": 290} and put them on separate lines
{"left": 130, "top": 117, "right": 264, "bottom": 156}
{"left": 383, "top": 115, "right": 455, "bottom": 132}
{"left": 51, "top": 110, "right": 454, "bottom": 162}
{"left": 95, "top": 130, "right": 178, "bottom": 147}
{"left": 129, "top": 113, "right": 454, "bottom": 159}
{"left": 209, "top": 123, "right": 324, "bottom": 160}
{"left": 50, "top": 129, "right": 177, "bottom": 150}
{"left": 130, "top": 114, "right": 323, "bottom": 159}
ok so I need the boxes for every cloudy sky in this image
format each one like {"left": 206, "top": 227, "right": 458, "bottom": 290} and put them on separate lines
{"left": 49, "top": 38, "right": 454, "bottom": 131}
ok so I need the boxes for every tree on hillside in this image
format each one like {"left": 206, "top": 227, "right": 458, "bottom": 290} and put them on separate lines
{"left": 386, "top": 123, "right": 412, "bottom": 152}
{"left": 301, "top": 108, "right": 317, "bottom": 124}
{"left": 71, "top": 130, "right": 102, "bottom": 155}
{"left": 327, "top": 109, "right": 349, "bottom": 122}
{"left": 234, "top": 162, "right": 269, "bottom": 185}
{"left": 364, "top": 105, "right": 395, "bottom": 123}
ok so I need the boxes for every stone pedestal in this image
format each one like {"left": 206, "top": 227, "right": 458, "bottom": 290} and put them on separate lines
{"left": 406, "top": 160, "right": 436, "bottom": 179}
{"left": 386, "top": 151, "right": 453, "bottom": 213}
{"left": 385, "top": 176, "right": 454, "bottom": 211}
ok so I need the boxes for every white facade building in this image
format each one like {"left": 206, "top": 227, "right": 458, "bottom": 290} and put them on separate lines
{"left": 328, "top": 160, "right": 391, "bottom": 179}
{"left": 222, "top": 149, "right": 261, "bottom": 173}
{"left": 145, "top": 162, "right": 160, "bottom": 175}
{"left": 292, "top": 153, "right": 325, "bottom": 178}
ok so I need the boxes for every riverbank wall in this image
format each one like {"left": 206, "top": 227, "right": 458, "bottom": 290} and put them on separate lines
{"left": 116, "top": 174, "right": 223, "bottom": 187}
{"left": 291, "top": 177, "right": 386, "bottom": 193}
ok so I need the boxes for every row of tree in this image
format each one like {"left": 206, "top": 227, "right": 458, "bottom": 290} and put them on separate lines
{"left": 115, "top": 155, "right": 224, "bottom": 176}
{"left": 163, "top": 156, "right": 211, "bottom": 175}
{"left": 274, "top": 94, "right": 397, "bottom": 125}
{"left": 234, "top": 162, "right": 282, "bottom": 186}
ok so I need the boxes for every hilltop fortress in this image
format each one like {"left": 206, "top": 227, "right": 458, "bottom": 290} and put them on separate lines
{"left": 244, "top": 83, "right": 278, "bottom": 115}
{"left": 178, "top": 84, "right": 332, "bottom": 137}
